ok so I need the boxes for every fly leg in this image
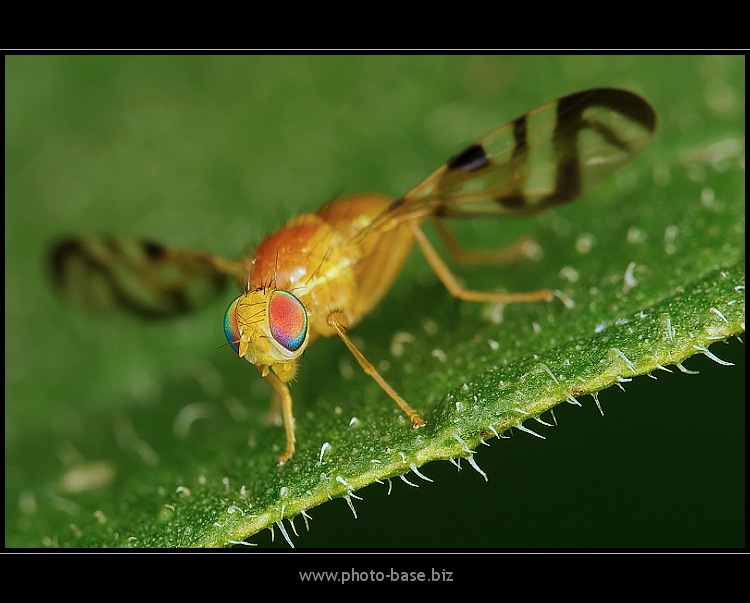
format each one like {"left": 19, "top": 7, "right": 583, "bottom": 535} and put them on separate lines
{"left": 326, "top": 311, "right": 426, "bottom": 429}
{"left": 261, "top": 367, "right": 297, "bottom": 466}
{"left": 432, "top": 219, "right": 541, "bottom": 266}
{"left": 409, "top": 222, "right": 552, "bottom": 303}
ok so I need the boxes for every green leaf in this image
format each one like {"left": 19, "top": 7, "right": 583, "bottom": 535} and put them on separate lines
{"left": 6, "top": 55, "right": 744, "bottom": 548}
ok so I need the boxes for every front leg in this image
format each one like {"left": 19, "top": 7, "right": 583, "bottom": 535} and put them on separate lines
{"left": 326, "top": 310, "right": 426, "bottom": 429}
{"left": 259, "top": 364, "right": 297, "bottom": 466}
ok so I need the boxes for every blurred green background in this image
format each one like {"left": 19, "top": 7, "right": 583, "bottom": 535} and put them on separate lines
{"left": 6, "top": 55, "right": 744, "bottom": 548}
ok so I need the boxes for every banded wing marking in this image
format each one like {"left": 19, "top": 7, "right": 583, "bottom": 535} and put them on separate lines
{"left": 49, "top": 236, "right": 244, "bottom": 318}
{"left": 365, "top": 87, "right": 656, "bottom": 233}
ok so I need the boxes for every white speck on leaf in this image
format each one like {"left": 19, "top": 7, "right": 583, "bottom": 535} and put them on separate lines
{"left": 622, "top": 261, "right": 638, "bottom": 294}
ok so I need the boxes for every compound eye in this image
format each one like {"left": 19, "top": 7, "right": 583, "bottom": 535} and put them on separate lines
{"left": 223, "top": 297, "right": 241, "bottom": 352}
{"left": 268, "top": 290, "right": 307, "bottom": 352}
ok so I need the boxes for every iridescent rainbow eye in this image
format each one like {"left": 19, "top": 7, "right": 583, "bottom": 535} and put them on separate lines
{"left": 223, "top": 297, "right": 240, "bottom": 352}
{"left": 268, "top": 290, "right": 307, "bottom": 352}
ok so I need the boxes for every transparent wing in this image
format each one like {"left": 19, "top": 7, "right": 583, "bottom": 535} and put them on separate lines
{"left": 49, "top": 236, "right": 245, "bottom": 318}
{"left": 363, "top": 88, "right": 656, "bottom": 234}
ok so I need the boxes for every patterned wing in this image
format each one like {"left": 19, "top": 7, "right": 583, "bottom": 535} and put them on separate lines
{"left": 364, "top": 88, "right": 656, "bottom": 233}
{"left": 49, "top": 236, "right": 245, "bottom": 318}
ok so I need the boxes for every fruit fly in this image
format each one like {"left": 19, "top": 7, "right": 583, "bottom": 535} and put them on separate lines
{"left": 50, "top": 88, "right": 656, "bottom": 465}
